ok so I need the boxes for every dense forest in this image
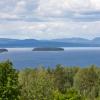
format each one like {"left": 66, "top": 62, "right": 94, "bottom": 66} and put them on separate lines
{"left": 0, "top": 61, "right": 100, "bottom": 100}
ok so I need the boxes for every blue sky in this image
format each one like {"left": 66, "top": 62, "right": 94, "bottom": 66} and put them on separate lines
{"left": 0, "top": 0, "right": 100, "bottom": 39}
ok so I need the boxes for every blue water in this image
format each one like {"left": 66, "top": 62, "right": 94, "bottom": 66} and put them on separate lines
{"left": 0, "top": 47, "right": 100, "bottom": 69}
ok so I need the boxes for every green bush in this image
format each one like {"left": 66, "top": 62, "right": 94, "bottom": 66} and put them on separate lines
{"left": 0, "top": 60, "right": 20, "bottom": 100}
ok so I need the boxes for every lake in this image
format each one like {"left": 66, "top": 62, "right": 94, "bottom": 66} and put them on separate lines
{"left": 0, "top": 47, "right": 100, "bottom": 69}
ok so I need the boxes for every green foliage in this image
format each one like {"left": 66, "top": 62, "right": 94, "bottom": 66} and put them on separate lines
{"left": 0, "top": 60, "right": 20, "bottom": 100}
{"left": 19, "top": 67, "right": 55, "bottom": 100}
{"left": 0, "top": 61, "right": 100, "bottom": 100}
{"left": 54, "top": 65, "right": 67, "bottom": 92}
{"left": 54, "top": 65, "right": 79, "bottom": 93}
{"left": 19, "top": 64, "right": 99, "bottom": 100}
{"left": 53, "top": 88, "right": 83, "bottom": 100}
{"left": 74, "top": 65, "right": 99, "bottom": 100}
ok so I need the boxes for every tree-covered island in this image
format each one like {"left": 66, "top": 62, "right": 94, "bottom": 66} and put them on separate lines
{"left": 33, "top": 47, "right": 64, "bottom": 51}
{"left": 0, "top": 49, "right": 8, "bottom": 53}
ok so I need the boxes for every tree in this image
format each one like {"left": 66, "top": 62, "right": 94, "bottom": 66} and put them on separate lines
{"left": 74, "top": 65, "right": 99, "bottom": 100}
{"left": 0, "top": 60, "right": 20, "bottom": 100}
{"left": 19, "top": 67, "right": 55, "bottom": 100}
{"left": 54, "top": 65, "right": 79, "bottom": 93}
{"left": 53, "top": 88, "right": 83, "bottom": 100}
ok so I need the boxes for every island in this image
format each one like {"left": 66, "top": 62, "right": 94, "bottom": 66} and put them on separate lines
{"left": 32, "top": 47, "right": 64, "bottom": 51}
{"left": 0, "top": 48, "right": 8, "bottom": 53}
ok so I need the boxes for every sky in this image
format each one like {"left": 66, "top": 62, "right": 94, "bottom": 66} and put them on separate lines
{"left": 0, "top": 0, "right": 100, "bottom": 40}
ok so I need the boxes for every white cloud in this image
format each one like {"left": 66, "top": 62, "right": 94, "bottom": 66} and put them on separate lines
{"left": 14, "top": 1, "right": 27, "bottom": 14}
{"left": 0, "top": 13, "right": 18, "bottom": 19}
{"left": 0, "top": 21, "right": 100, "bottom": 39}
{"left": 0, "top": 0, "right": 100, "bottom": 39}
{"left": 36, "top": 0, "right": 100, "bottom": 20}
{"left": 36, "top": 0, "right": 93, "bottom": 17}
{"left": 91, "top": 0, "right": 100, "bottom": 10}
{"left": 0, "top": 0, "right": 100, "bottom": 20}
{"left": 36, "top": 0, "right": 70, "bottom": 17}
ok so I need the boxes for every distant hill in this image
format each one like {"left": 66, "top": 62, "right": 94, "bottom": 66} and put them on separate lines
{"left": 52, "top": 37, "right": 100, "bottom": 44}
{"left": 52, "top": 38, "right": 90, "bottom": 43}
{"left": 0, "top": 38, "right": 100, "bottom": 47}
{"left": 92, "top": 37, "right": 100, "bottom": 43}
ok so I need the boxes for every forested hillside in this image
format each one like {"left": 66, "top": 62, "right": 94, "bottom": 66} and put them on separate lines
{"left": 0, "top": 61, "right": 100, "bottom": 100}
